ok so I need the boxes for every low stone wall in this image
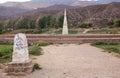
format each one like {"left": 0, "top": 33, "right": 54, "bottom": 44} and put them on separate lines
{"left": 0, "top": 34, "right": 120, "bottom": 43}
{"left": 5, "top": 61, "right": 33, "bottom": 75}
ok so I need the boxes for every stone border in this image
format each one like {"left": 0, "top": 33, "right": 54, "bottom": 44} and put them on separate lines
{"left": 1, "top": 34, "right": 120, "bottom": 43}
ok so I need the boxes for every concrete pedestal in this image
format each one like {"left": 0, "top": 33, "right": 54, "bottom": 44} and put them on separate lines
{"left": 5, "top": 61, "right": 33, "bottom": 75}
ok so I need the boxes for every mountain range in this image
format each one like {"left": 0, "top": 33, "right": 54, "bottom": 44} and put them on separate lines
{"left": 31, "top": 0, "right": 120, "bottom": 5}
{"left": 1, "top": 2, "right": 120, "bottom": 28}
{"left": 0, "top": 0, "right": 119, "bottom": 16}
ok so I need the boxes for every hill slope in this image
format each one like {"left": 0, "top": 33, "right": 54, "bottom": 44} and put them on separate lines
{"left": 1, "top": 2, "right": 120, "bottom": 28}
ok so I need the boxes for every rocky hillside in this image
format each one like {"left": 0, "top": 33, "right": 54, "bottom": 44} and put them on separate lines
{"left": 1, "top": 2, "right": 120, "bottom": 28}
{"left": 0, "top": 2, "right": 51, "bottom": 16}
{"left": 0, "top": 6, "right": 28, "bottom": 16}
{"left": 68, "top": 2, "right": 120, "bottom": 27}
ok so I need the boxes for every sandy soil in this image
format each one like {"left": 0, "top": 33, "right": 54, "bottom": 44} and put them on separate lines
{"left": 1, "top": 44, "right": 120, "bottom": 78}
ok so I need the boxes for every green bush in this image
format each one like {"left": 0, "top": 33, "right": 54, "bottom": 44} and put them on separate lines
{"left": 38, "top": 41, "right": 51, "bottom": 46}
{"left": 54, "top": 29, "right": 62, "bottom": 34}
{"left": 91, "top": 42, "right": 119, "bottom": 46}
{"left": 91, "top": 42, "right": 108, "bottom": 45}
{"left": 0, "top": 42, "right": 13, "bottom": 45}
{"left": 33, "top": 29, "right": 42, "bottom": 34}
{"left": 91, "top": 42, "right": 120, "bottom": 54}
{"left": 80, "top": 22, "right": 92, "bottom": 28}
{"left": 106, "top": 47, "right": 120, "bottom": 53}
{"left": 109, "top": 42, "right": 119, "bottom": 45}
{"left": 114, "top": 19, "right": 120, "bottom": 27}
{"left": 33, "top": 63, "right": 41, "bottom": 70}
{"left": 54, "top": 30, "right": 78, "bottom": 34}
{"left": 0, "top": 47, "right": 13, "bottom": 57}
{"left": 25, "top": 30, "right": 34, "bottom": 34}
{"left": 31, "top": 41, "right": 51, "bottom": 46}
{"left": 0, "top": 46, "right": 13, "bottom": 63}
{"left": 69, "top": 30, "right": 78, "bottom": 34}
{"left": 29, "top": 46, "right": 42, "bottom": 56}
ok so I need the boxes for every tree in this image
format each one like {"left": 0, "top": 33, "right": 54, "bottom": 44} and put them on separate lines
{"left": 38, "top": 15, "right": 57, "bottom": 29}
{"left": 114, "top": 19, "right": 120, "bottom": 27}
{"left": 29, "top": 19, "right": 36, "bottom": 29}
{"left": 0, "top": 22, "right": 3, "bottom": 34}
{"left": 58, "top": 15, "right": 64, "bottom": 27}
{"left": 51, "top": 17, "right": 56, "bottom": 28}
{"left": 46, "top": 15, "right": 52, "bottom": 26}
{"left": 16, "top": 18, "right": 29, "bottom": 29}
{"left": 38, "top": 16, "right": 47, "bottom": 29}
{"left": 7, "top": 20, "right": 16, "bottom": 29}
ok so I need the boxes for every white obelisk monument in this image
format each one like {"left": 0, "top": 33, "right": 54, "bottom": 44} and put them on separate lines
{"left": 62, "top": 9, "right": 68, "bottom": 35}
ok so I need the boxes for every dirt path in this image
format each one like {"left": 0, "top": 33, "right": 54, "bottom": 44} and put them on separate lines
{"left": 83, "top": 29, "right": 90, "bottom": 34}
{"left": 2, "top": 44, "right": 120, "bottom": 78}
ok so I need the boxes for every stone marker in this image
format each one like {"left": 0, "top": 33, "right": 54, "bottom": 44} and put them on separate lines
{"left": 5, "top": 33, "right": 33, "bottom": 75}
{"left": 12, "top": 33, "right": 29, "bottom": 63}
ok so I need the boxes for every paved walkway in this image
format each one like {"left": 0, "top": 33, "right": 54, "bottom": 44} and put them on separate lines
{"left": 2, "top": 44, "right": 120, "bottom": 78}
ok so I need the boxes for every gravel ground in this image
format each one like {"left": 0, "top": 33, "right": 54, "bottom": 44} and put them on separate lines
{"left": 1, "top": 44, "right": 120, "bottom": 78}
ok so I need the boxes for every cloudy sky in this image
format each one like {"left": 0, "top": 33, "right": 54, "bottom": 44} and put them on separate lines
{"left": 0, "top": 0, "right": 119, "bottom": 3}
{"left": 79, "top": 0, "right": 98, "bottom": 1}
{"left": 0, "top": 0, "right": 31, "bottom": 3}
{"left": 0, "top": 0, "right": 100, "bottom": 3}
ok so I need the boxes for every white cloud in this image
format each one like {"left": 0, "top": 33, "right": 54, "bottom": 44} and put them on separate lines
{"left": 79, "top": 0, "right": 98, "bottom": 1}
{"left": 0, "top": 0, "right": 31, "bottom": 3}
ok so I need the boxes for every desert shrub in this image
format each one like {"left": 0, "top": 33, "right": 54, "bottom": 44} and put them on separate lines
{"left": 91, "top": 42, "right": 119, "bottom": 46}
{"left": 0, "top": 46, "right": 13, "bottom": 63}
{"left": 80, "top": 22, "right": 92, "bottom": 28}
{"left": 37, "top": 41, "right": 51, "bottom": 46}
{"left": 39, "top": 41, "right": 51, "bottom": 46}
{"left": 69, "top": 30, "right": 78, "bottom": 34}
{"left": 54, "top": 29, "right": 78, "bottom": 34}
{"left": 25, "top": 30, "right": 34, "bottom": 33}
{"left": 33, "top": 63, "right": 41, "bottom": 70}
{"left": 0, "top": 42, "right": 13, "bottom": 45}
{"left": 29, "top": 46, "right": 42, "bottom": 56}
{"left": 33, "top": 63, "right": 41, "bottom": 71}
{"left": 33, "top": 29, "right": 42, "bottom": 34}
{"left": 109, "top": 42, "right": 119, "bottom": 45}
{"left": 91, "top": 42, "right": 120, "bottom": 54}
{"left": 31, "top": 41, "right": 51, "bottom": 46}
{"left": 106, "top": 47, "right": 120, "bottom": 53}
{"left": 54, "top": 29, "right": 62, "bottom": 34}
{"left": 91, "top": 42, "right": 108, "bottom": 45}
{"left": 114, "top": 19, "right": 120, "bottom": 27}
{"left": 0, "top": 47, "right": 13, "bottom": 57}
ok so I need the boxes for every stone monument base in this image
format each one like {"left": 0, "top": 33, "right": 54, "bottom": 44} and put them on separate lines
{"left": 5, "top": 61, "right": 33, "bottom": 75}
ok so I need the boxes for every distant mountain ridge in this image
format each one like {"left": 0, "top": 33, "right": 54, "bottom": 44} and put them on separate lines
{"left": 0, "top": 6, "right": 28, "bottom": 16}
{"left": 31, "top": 0, "right": 76, "bottom": 5}
{"left": 0, "top": 2, "right": 51, "bottom": 10}
{"left": 0, "top": 4, "right": 75, "bottom": 16}
{"left": 31, "top": 0, "right": 120, "bottom": 5}
{"left": 1, "top": 2, "right": 120, "bottom": 28}
{"left": 0, "top": 1, "right": 52, "bottom": 16}
{"left": 0, "top": 0, "right": 120, "bottom": 7}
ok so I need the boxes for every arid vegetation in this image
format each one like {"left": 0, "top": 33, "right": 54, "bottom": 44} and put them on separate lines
{"left": 91, "top": 42, "right": 120, "bottom": 54}
{"left": 0, "top": 41, "right": 51, "bottom": 63}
